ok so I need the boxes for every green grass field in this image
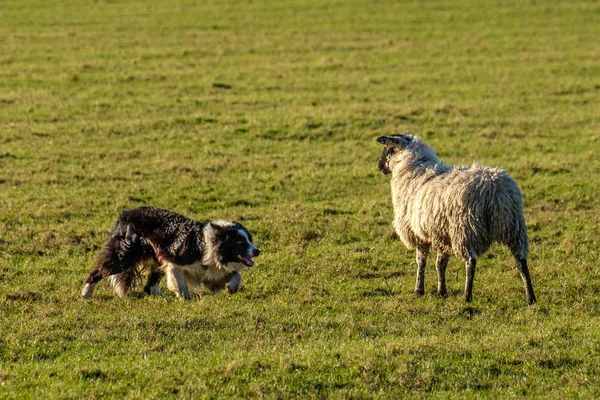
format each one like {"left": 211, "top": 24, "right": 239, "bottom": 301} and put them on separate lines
{"left": 1, "top": 0, "right": 599, "bottom": 397}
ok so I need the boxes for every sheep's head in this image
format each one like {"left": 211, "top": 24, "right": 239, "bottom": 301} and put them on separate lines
{"left": 376, "top": 134, "right": 414, "bottom": 174}
{"left": 376, "top": 134, "right": 439, "bottom": 174}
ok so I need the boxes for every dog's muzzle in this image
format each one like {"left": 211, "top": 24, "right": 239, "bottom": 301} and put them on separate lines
{"left": 237, "top": 248, "right": 260, "bottom": 267}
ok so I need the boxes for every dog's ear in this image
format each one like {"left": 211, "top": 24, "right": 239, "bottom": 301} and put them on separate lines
{"left": 209, "top": 222, "right": 224, "bottom": 232}
{"left": 376, "top": 134, "right": 413, "bottom": 148}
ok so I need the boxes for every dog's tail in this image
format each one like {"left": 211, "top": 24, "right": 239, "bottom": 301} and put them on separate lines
{"left": 98, "top": 221, "right": 153, "bottom": 297}
{"left": 108, "top": 269, "right": 142, "bottom": 298}
{"left": 108, "top": 259, "right": 156, "bottom": 298}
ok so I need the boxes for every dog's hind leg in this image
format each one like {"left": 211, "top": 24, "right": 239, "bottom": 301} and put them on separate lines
{"left": 82, "top": 225, "right": 145, "bottom": 299}
{"left": 144, "top": 269, "right": 163, "bottom": 296}
{"left": 81, "top": 266, "right": 112, "bottom": 299}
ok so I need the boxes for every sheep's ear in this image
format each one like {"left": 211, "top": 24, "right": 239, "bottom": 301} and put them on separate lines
{"left": 376, "top": 134, "right": 413, "bottom": 147}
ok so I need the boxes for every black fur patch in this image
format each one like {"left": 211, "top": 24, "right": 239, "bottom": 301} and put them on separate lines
{"left": 378, "top": 145, "right": 396, "bottom": 174}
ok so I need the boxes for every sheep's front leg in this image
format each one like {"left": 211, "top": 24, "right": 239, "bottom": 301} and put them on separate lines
{"left": 227, "top": 271, "right": 242, "bottom": 294}
{"left": 464, "top": 257, "right": 476, "bottom": 302}
{"left": 414, "top": 247, "right": 429, "bottom": 297}
{"left": 436, "top": 253, "right": 450, "bottom": 297}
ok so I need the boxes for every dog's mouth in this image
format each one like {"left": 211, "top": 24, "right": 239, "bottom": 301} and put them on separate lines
{"left": 237, "top": 254, "right": 255, "bottom": 267}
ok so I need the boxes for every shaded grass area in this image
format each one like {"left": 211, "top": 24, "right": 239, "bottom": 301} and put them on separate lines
{"left": 1, "top": 0, "right": 599, "bottom": 397}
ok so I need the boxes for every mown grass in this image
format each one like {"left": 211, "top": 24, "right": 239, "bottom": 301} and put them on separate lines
{"left": 1, "top": 0, "right": 599, "bottom": 398}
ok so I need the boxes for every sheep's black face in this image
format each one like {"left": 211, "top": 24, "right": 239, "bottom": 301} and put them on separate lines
{"left": 376, "top": 134, "right": 413, "bottom": 175}
{"left": 378, "top": 145, "right": 396, "bottom": 174}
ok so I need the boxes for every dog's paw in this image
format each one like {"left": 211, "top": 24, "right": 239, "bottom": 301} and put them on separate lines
{"left": 226, "top": 283, "right": 240, "bottom": 294}
{"left": 177, "top": 290, "right": 192, "bottom": 300}
{"left": 146, "top": 284, "right": 163, "bottom": 297}
{"left": 81, "top": 283, "right": 95, "bottom": 299}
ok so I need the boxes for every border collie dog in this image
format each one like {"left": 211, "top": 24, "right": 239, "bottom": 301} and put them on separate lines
{"left": 81, "top": 206, "right": 260, "bottom": 300}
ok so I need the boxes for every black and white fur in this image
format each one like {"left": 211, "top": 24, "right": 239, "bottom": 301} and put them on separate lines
{"left": 81, "top": 207, "right": 260, "bottom": 300}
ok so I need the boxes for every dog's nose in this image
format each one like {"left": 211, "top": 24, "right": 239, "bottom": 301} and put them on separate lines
{"left": 253, "top": 248, "right": 261, "bottom": 257}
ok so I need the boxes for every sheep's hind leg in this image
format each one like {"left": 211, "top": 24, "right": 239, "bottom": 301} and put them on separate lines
{"left": 414, "top": 247, "right": 429, "bottom": 297}
{"left": 436, "top": 253, "right": 450, "bottom": 297}
{"left": 516, "top": 258, "right": 536, "bottom": 305}
{"left": 464, "top": 257, "right": 476, "bottom": 302}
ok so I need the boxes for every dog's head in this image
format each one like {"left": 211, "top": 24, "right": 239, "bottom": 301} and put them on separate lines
{"left": 376, "top": 134, "right": 438, "bottom": 174}
{"left": 211, "top": 222, "right": 260, "bottom": 271}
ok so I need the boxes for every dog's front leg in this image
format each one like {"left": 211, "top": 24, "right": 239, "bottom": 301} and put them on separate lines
{"left": 165, "top": 264, "right": 191, "bottom": 300}
{"left": 227, "top": 272, "right": 242, "bottom": 294}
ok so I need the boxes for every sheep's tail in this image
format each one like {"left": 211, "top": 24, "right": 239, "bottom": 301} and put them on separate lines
{"left": 509, "top": 211, "right": 529, "bottom": 260}
{"left": 493, "top": 174, "right": 528, "bottom": 260}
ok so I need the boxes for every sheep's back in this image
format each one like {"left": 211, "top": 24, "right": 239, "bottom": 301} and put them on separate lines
{"left": 393, "top": 164, "right": 526, "bottom": 259}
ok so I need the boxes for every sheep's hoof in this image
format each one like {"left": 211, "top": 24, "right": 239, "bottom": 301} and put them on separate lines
{"left": 414, "top": 289, "right": 425, "bottom": 298}
{"left": 527, "top": 295, "right": 537, "bottom": 305}
{"left": 437, "top": 290, "right": 447, "bottom": 298}
{"left": 464, "top": 295, "right": 472, "bottom": 303}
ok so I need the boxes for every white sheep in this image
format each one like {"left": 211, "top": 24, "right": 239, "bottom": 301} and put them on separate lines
{"left": 376, "top": 134, "right": 536, "bottom": 305}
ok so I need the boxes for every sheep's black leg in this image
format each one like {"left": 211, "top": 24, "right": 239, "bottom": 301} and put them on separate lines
{"left": 414, "top": 247, "right": 429, "bottom": 297}
{"left": 436, "top": 253, "right": 450, "bottom": 297}
{"left": 516, "top": 258, "right": 536, "bottom": 305}
{"left": 464, "top": 257, "right": 476, "bottom": 302}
